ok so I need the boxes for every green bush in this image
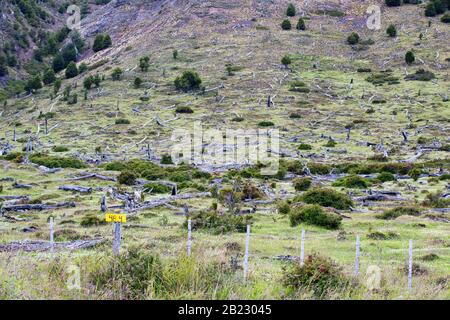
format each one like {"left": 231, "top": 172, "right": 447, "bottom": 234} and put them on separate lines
{"left": 174, "top": 70, "right": 202, "bottom": 92}
{"left": 408, "top": 168, "right": 422, "bottom": 180}
{"left": 93, "top": 34, "right": 112, "bottom": 52}
{"left": 281, "top": 19, "right": 292, "bottom": 30}
{"left": 286, "top": 3, "right": 296, "bottom": 16}
{"left": 160, "top": 154, "right": 174, "bottom": 164}
{"left": 298, "top": 144, "right": 312, "bottom": 150}
{"left": 258, "top": 121, "right": 274, "bottom": 127}
{"left": 281, "top": 55, "right": 292, "bottom": 66}
{"left": 298, "top": 188, "right": 353, "bottom": 210}
{"left": 441, "top": 13, "right": 450, "bottom": 23}
{"left": 386, "top": 24, "right": 397, "bottom": 37}
{"left": 115, "top": 118, "right": 130, "bottom": 125}
{"left": 404, "top": 69, "right": 436, "bottom": 81}
{"left": 282, "top": 253, "right": 356, "bottom": 298}
{"left": 143, "top": 183, "right": 172, "bottom": 194}
{"left": 422, "top": 192, "right": 450, "bottom": 208}
{"left": 111, "top": 68, "right": 123, "bottom": 81}
{"left": 367, "top": 231, "right": 399, "bottom": 240}
{"left": 175, "top": 106, "right": 194, "bottom": 114}
{"left": 118, "top": 170, "right": 137, "bottom": 186}
{"left": 296, "top": 18, "right": 306, "bottom": 30}
{"left": 65, "top": 62, "right": 78, "bottom": 79}
{"left": 377, "top": 206, "right": 422, "bottom": 220}
{"left": 52, "top": 146, "right": 69, "bottom": 153}
{"left": 405, "top": 50, "right": 415, "bottom": 65}
{"left": 277, "top": 201, "right": 291, "bottom": 215}
{"left": 293, "top": 177, "right": 312, "bottom": 191}
{"left": 377, "top": 172, "right": 396, "bottom": 182}
{"left": 289, "top": 205, "right": 342, "bottom": 229}
{"left": 186, "top": 211, "right": 252, "bottom": 234}
{"left": 347, "top": 32, "right": 360, "bottom": 45}
{"left": 332, "top": 174, "right": 370, "bottom": 189}
{"left": 29, "top": 154, "right": 86, "bottom": 169}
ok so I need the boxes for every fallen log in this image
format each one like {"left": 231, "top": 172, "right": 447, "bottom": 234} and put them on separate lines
{"left": 3, "top": 201, "right": 76, "bottom": 212}
{"left": 133, "top": 192, "right": 211, "bottom": 212}
{"left": 12, "top": 182, "right": 32, "bottom": 189}
{"left": 0, "top": 238, "right": 105, "bottom": 252}
{"left": 0, "top": 195, "right": 30, "bottom": 201}
{"left": 67, "top": 173, "right": 116, "bottom": 182}
{"left": 59, "top": 185, "right": 93, "bottom": 193}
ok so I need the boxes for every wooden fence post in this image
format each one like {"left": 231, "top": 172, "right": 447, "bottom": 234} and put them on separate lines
{"left": 113, "top": 222, "right": 121, "bottom": 256}
{"left": 408, "top": 239, "right": 413, "bottom": 291}
{"left": 300, "top": 229, "right": 305, "bottom": 266}
{"left": 187, "top": 219, "right": 192, "bottom": 256}
{"left": 49, "top": 217, "right": 54, "bottom": 254}
{"left": 243, "top": 225, "right": 251, "bottom": 282}
{"left": 355, "top": 235, "right": 360, "bottom": 276}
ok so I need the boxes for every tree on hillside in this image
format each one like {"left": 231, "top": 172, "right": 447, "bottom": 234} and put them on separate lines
{"left": 281, "top": 55, "right": 292, "bottom": 67}
{"left": 286, "top": 3, "right": 296, "bottom": 17}
{"left": 174, "top": 70, "right": 202, "bottom": 92}
{"left": 139, "top": 56, "right": 150, "bottom": 72}
{"left": 385, "top": 0, "right": 401, "bottom": 6}
{"left": 0, "top": 55, "right": 8, "bottom": 77}
{"left": 386, "top": 24, "right": 397, "bottom": 37}
{"left": 43, "top": 68, "right": 56, "bottom": 85}
{"left": 111, "top": 68, "right": 123, "bottom": 81}
{"left": 281, "top": 19, "right": 292, "bottom": 30}
{"left": 93, "top": 34, "right": 112, "bottom": 52}
{"left": 25, "top": 75, "right": 42, "bottom": 93}
{"left": 347, "top": 32, "right": 360, "bottom": 45}
{"left": 296, "top": 18, "right": 306, "bottom": 30}
{"left": 65, "top": 61, "right": 78, "bottom": 79}
{"left": 405, "top": 50, "right": 415, "bottom": 65}
{"left": 52, "top": 53, "right": 66, "bottom": 73}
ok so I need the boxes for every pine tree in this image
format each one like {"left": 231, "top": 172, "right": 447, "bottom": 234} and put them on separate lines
{"left": 52, "top": 53, "right": 66, "bottom": 73}
{"left": 386, "top": 24, "right": 397, "bottom": 37}
{"left": 281, "top": 19, "right": 292, "bottom": 30}
{"left": 286, "top": 3, "right": 296, "bottom": 17}
{"left": 65, "top": 61, "right": 78, "bottom": 79}
{"left": 296, "top": 18, "right": 306, "bottom": 30}
{"left": 405, "top": 50, "right": 415, "bottom": 65}
{"left": 43, "top": 68, "right": 56, "bottom": 85}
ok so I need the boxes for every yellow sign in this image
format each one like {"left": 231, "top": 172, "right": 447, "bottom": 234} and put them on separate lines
{"left": 105, "top": 213, "right": 127, "bottom": 223}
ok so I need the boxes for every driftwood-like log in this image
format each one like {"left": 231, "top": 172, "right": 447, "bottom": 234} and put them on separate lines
{"left": 12, "top": 182, "right": 32, "bottom": 189}
{"left": 59, "top": 185, "right": 93, "bottom": 193}
{"left": 3, "top": 201, "right": 76, "bottom": 212}
{"left": 132, "top": 192, "right": 211, "bottom": 212}
{"left": 0, "top": 239, "right": 105, "bottom": 252}
{"left": 67, "top": 172, "right": 116, "bottom": 182}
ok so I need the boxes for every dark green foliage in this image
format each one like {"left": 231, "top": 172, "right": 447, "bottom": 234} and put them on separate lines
{"left": 282, "top": 253, "right": 356, "bottom": 298}
{"left": 420, "top": 253, "right": 440, "bottom": 261}
{"left": 286, "top": 3, "right": 296, "bottom": 17}
{"left": 377, "top": 171, "right": 396, "bottom": 182}
{"left": 408, "top": 168, "right": 422, "bottom": 180}
{"left": 65, "top": 61, "right": 78, "bottom": 79}
{"left": 332, "top": 175, "right": 370, "bottom": 189}
{"left": 293, "top": 177, "right": 312, "bottom": 191}
{"left": 366, "top": 72, "right": 400, "bottom": 85}
{"left": 143, "top": 183, "right": 172, "bottom": 194}
{"left": 281, "top": 19, "right": 292, "bottom": 30}
{"left": 174, "top": 70, "right": 202, "bottom": 92}
{"left": 289, "top": 205, "right": 342, "bottom": 229}
{"left": 118, "top": 170, "right": 137, "bottom": 186}
{"left": 289, "top": 80, "right": 310, "bottom": 93}
{"left": 258, "top": 121, "right": 275, "bottom": 127}
{"left": 324, "top": 139, "right": 337, "bottom": 148}
{"left": 115, "top": 118, "right": 130, "bottom": 125}
{"left": 385, "top": 0, "right": 401, "bottom": 6}
{"left": 422, "top": 191, "right": 450, "bottom": 208}
{"left": 80, "top": 214, "right": 106, "bottom": 227}
{"left": 404, "top": 69, "right": 436, "bottom": 81}
{"left": 281, "top": 55, "right": 292, "bottom": 66}
{"left": 405, "top": 50, "right": 415, "bottom": 65}
{"left": 111, "top": 68, "right": 123, "bottom": 81}
{"left": 139, "top": 56, "right": 150, "bottom": 72}
{"left": 298, "top": 144, "right": 312, "bottom": 150}
{"left": 298, "top": 188, "right": 353, "bottom": 210}
{"left": 173, "top": 50, "right": 178, "bottom": 60}
{"left": 93, "top": 34, "right": 112, "bottom": 52}
{"left": 160, "top": 154, "right": 174, "bottom": 165}
{"left": 296, "top": 18, "right": 306, "bottom": 30}
{"left": 316, "top": 9, "right": 345, "bottom": 17}
{"left": 289, "top": 113, "right": 301, "bottom": 119}
{"left": 0, "top": 55, "right": 9, "bottom": 77}
{"left": 53, "top": 78, "right": 62, "bottom": 94}
{"left": 175, "top": 106, "right": 194, "bottom": 114}
{"left": 42, "top": 68, "right": 56, "bottom": 85}
{"left": 52, "top": 146, "right": 69, "bottom": 153}
{"left": 277, "top": 201, "right": 291, "bottom": 215}
{"left": 186, "top": 211, "right": 252, "bottom": 234}
{"left": 367, "top": 231, "right": 399, "bottom": 240}
{"left": 347, "top": 32, "right": 360, "bottom": 45}
{"left": 387, "top": 24, "right": 397, "bottom": 37}
{"left": 24, "top": 75, "right": 42, "bottom": 93}
{"left": 134, "top": 77, "right": 142, "bottom": 88}
{"left": 377, "top": 206, "right": 422, "bottom": 220}
{"left": 29, "top": 154, "right": 86, "bottom": 169}
{"left": 52, "top": 53, "right": 65, "bottom": 73}
{"left": 441, "top": 13, "right": 450, "bottom": 22}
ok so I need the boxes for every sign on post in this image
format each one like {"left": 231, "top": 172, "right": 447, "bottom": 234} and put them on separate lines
{"left": 105, "top": 212, "right": 126, "bottom": 255}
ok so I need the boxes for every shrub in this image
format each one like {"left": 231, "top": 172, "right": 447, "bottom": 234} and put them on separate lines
{"left": 160, "top": 154, "right": 174, "bottom": 164}
{"left": 174, "top": 70, "right": 202, "bottom": 92}
{"left": 29, "top": 154, "right": 86, "bottom": 169}
{"left": 175, "top": 106, "right": 194, "bottom": 114}
{"left": 404, "top": 69, "right": 436, "bottom": 81}
{"left": 425, "top": 3, "right": 437, "bottom": 16}
{"left": 377, "top": 206, "right": 422, "bottom": 220}
{"left": 241, "top": 182, "right": 265, "bottom": 200}
{"left": 298, "top": 188, "right": 353, "bottom": 210}
{"left": 25, "top": 76, "right": 43, "bottom": 93}
{"left": 111, "top": 68, "right": 123, "bottom": 81}
{"left": 347, "top": 32, "right": 360, "bottom": 45}
{"left": 143, "top": 183, "right": 172, "bottom": 194}
{"left": 134, "top": 77, "right": 142, "bottom": 88}
{"left": 408, "top": 168, "right": 422, "bottom": 180}
{"left": 289, "top": 113, "right": 301, "bottom": 119}
{"left": 93, "top": 34, "right": 112, "bottom": 52}
{"left": 186, "top": 211, "right": 252, "bottom": 234}
{"left": 118, "top": 170, "right": 137, "bottom": 185}
{"left": 289, "top": 205, "right": 342, "bottom": 229}
{"left": 405, "top": 50, "right": 415, "bottom": 65}
{"left": 115, "top": 118, "right": 130, "bottom": 125}
{"left": 258, "top": 121, "right": 274, "bottom": 127}
{"left": 332, "top": 175, "right": 370, "bottom": 189}
{"left": 298, "top": 144, "right": 312, "bottom": 150}
{"left": 282, "top": 253, "right": 356, "bottom": 298}
{"left": 386, "top": 24, "right": 397, "bottom": 37}
{"left": 296, "top": 18, "right": 306, "bottom": 30}
{"left": 281, "top": 19, "right": 292, "bottom": 30}
{"left": 281, "top": 55, "right": 292, "bottom": 67}
{"left": 422, "top": 192, "right": 450, "bottom": 208}
{"left": 43, "top": 68, "right": 56, "bottom": 85}
{"left": 367, "top": 231, "right": 399, "bottom": 240}
{"left": 139, "top": 56, "right": 150, "bottom": 72}
{"left": 52, "top": 146, "right": 69, "bottom": 153}
{"left": 385, "top": 0, "right": 401, "bottom": 6}
{"left": 366, "top": 72, "right": 400, "bottom": 85}
{"left": 277, "top": 201, "right": 291, "bottom": 215}
{"left": 377, "top": 172, "right": 396, "bottom": 182}
{"left": 286, "top": 3, "right": 296, "bottom": 17}
{"left": 80, "top": 214, "right": 106, "bottom": 227}
{"left": 441, "top": 13, "right": 450, "bottom": 23}
{"left": 91, "top": 247, "right": 164, "bottom": 299}
{"left": 65, "top": 62, "right": 78, "bottom": 79}
{"left": 293, "top": 177, "right": 312, "bottom": 191}
{"left": 324, "top": 139, "right": 336, "bottom": 148}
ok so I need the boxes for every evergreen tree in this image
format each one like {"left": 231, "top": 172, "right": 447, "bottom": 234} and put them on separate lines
{"left": 65, "top": 61, "right": 78, "bottom": 79}
{"left": 296, "top": 18, "right": 306, "bottom": 30}
{"left": 52, "top": 53, "right": 65, "bottom": 73}
{"left": 43, "top": 68, "right": 56, "bottom": 85}
{"left": 281, "top": 19, "right": 292, "bottom": 30}
{"left": 286, "top": 3, "right": 296, "bottom": 17}
{"left": 0, "top": 55, "right": 8, "bottom": 77}
{"left": 405, "top": 50, "right": 415, "bottom": 65}
{"left": 111, "top": 68, "right": 123, "bottom": 81}
{"left": 386, "top": 24, "right": 397, "bottom": 37}
{"left": 347, "top": 32, "right": 360, "bottom": 45}
{"left": 174, "top": 70, "right": 202, "bottom": 92}
{"left": 139, "top": 56, "right": 150, "bottom": 72}
{"left": 25, "top": 75, "right": 43, "bottom": 93}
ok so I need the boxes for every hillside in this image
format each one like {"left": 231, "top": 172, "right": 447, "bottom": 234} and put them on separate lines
{"left": 0, "top": 0, "right": 449, "bottom": 300}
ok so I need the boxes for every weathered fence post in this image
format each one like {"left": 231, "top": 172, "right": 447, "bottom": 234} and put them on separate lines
{"left": 408, "top": 239, "right": 413, "bottom": 291}
{"left": 113, "top": 222, "right": 121, "bottom": 256}
{"left": 45, "top": 118, "right": 48, "bottom": 135}
{"left": 49, "top": 217, "right": 54, "bottom": 254}
{"left": 13, "top": 127, "right": 16, "bottom": 142}
{"left": 355, "top": 235, "right": 360, "bottom": 276}
{"left": 187, "top": 219, "right": 192, "bottom": 256}
{"left": 243, "top": 225, "right": 251, "bottom": 282}
{"left": 100, "top": 195, "right": 107, "bottom": 213}
{"left": 300, "top": 229, "right": 305, "bottom": 266}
